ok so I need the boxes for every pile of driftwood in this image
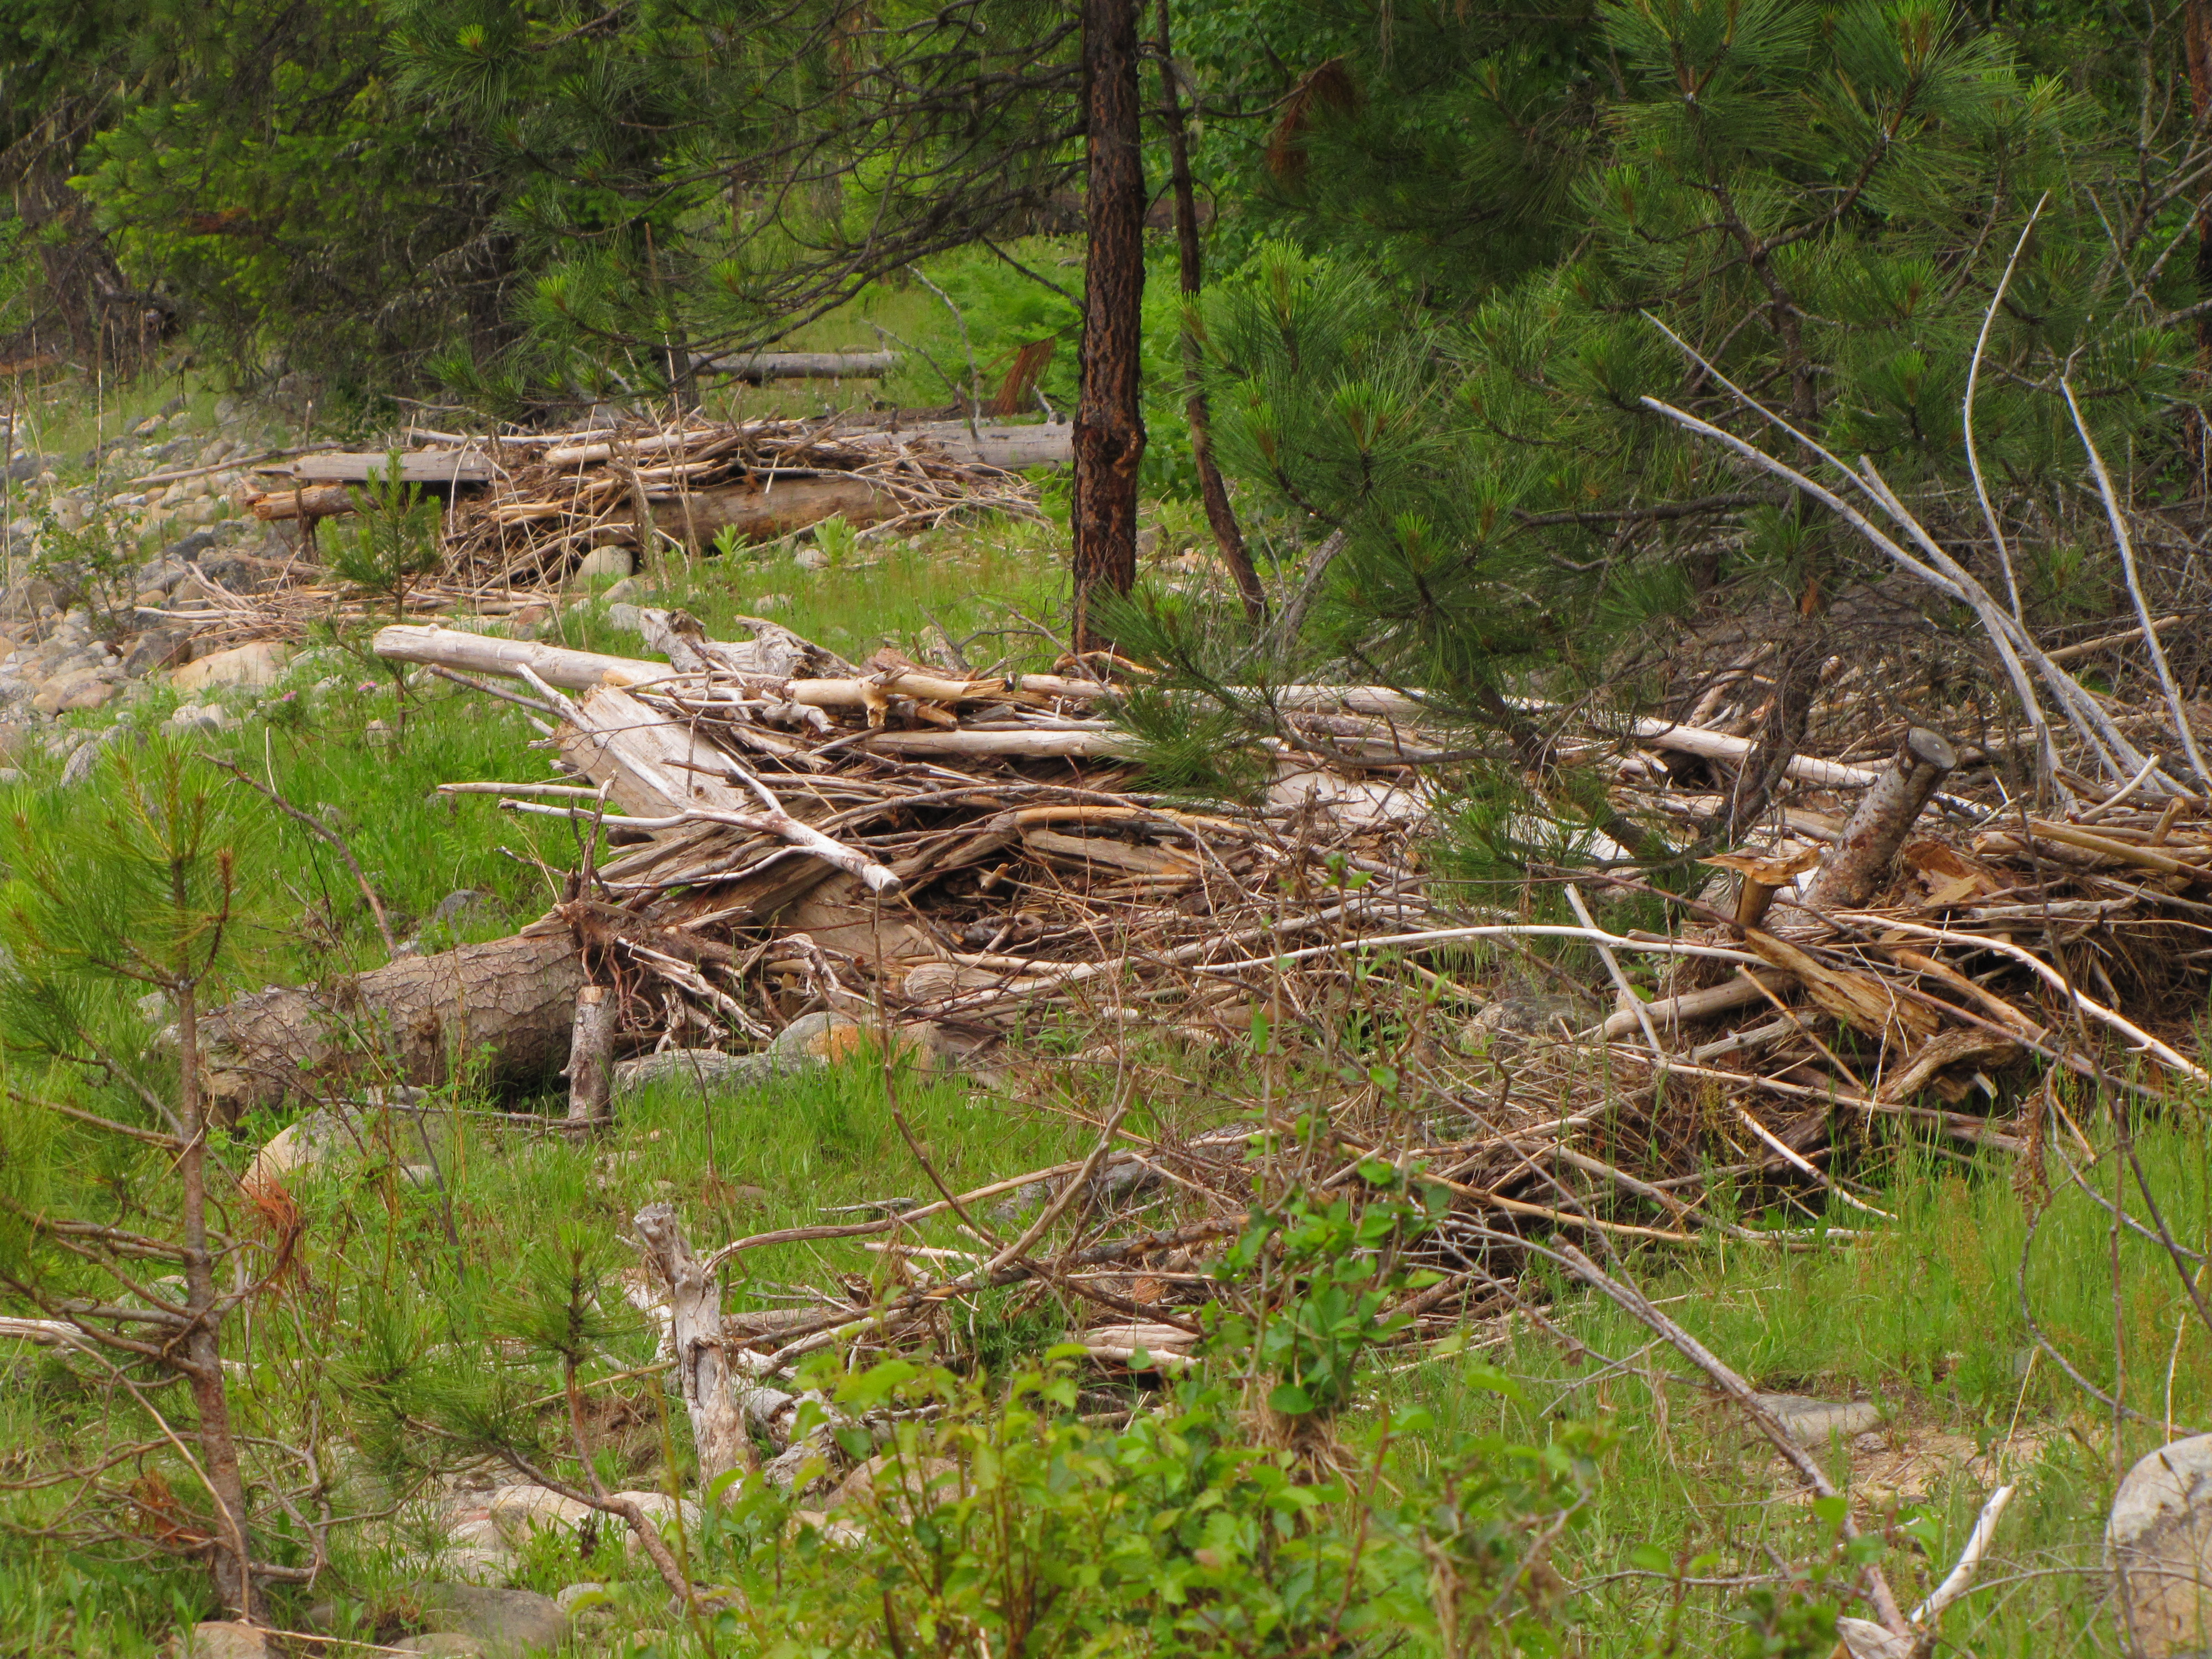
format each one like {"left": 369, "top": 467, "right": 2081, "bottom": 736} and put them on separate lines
{"left": 239, "top": 414, "right": 1066, "bottom": 593}
{"left": 185, "top": 564, "right": 2212, "bottom": 1418}
{"left": 204, "top": 609, "right": 1447, "bottom": 1119}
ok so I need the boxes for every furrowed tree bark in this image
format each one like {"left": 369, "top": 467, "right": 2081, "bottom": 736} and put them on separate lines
{"left": 565, "top": 984, "right": 615, "bottom": 1128}
{"left": 632, "top": 1203, "right": 754, "bottom": 1484}
{"left": 1800, "top": 727, "right": 1957, "bottom": 911}
{"left": 1154, "top": 0, "right": 1265, "bottom": 623}
{"left": 1072, "top": 0, "right": 1147, "bottom": 653}
{"left": 2187, "top": 0, "right": 2212, "bottom": 359}
{"left": 201, "top": 927, "right": 586, "bottom": 1113}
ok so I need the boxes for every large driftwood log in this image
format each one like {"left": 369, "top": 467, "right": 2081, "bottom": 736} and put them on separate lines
{"left": 202, "top": 927, "right": 585, "bottom": 1112}
{"left": 374, "top": 624, "right": 1109, "bottom": 704}
{"left": 1801, "top": 728, "right": 1958, "bottom": 911}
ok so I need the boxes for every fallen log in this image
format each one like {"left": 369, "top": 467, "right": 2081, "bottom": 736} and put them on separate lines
{"left": 202, "top": 926, "right": 585, "bottom": 1112}
{"left": 285, "top": 451, "right": 493, "bottom": 486}
{"left": 374, "top": 624, "right": 1112, "bottom": 705}
{"left": 649, "top": 475, "right": 903, "bottom": 545}
{"left": 692, "top": 350, "right": 897, "bottom": 382}
{"left": 247, "top": 483, "right": 357, "bottom": 521}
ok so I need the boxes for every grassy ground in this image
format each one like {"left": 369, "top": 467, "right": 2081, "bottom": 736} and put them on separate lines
{"left": 2, "top": 386, "right": 2206, "bottom": 1655}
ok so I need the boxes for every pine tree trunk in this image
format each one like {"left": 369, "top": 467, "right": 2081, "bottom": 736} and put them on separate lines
{"left": 1072, "top": 0, "right": 1147, "bottom": 654}
{"left": 2187, "top": 0, "right": 2212, "bottom": 358}
{"left": 1154, "top": 0, "right": 1265, "bottom": 623}
{"left": 175, "top": 979, "right": 260, "bottom": 1621}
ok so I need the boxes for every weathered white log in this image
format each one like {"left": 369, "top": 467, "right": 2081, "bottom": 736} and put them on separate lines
{"left": 1626, "top": 717, "right": 1880, "bottom": 790}
{"left": 1587, "top": 971, "right": 1789, "bottom": 1042}
{"left": 283, "top": 451, "right": 493, "bottom": 486}
{"left": 544, "top": 428, "right": 721, "bottom": 467}
{"left": 565, "top": 985, "right": 615, "bottom": 1127}
{"left": 377, "top": 626, "right": 659, "bottom": 690}
{"left": 0, "top": 1317, "right": 94, "bottom": 1350}
{"left": 375, "top": 624, "right": 1114, "bottom": 705}
{"left": 632, "top": 1203, "right": 753, "bottom": 1484}
{"left": 554, "top": 683, "right": 900, "bottom": 891}
{"left": 693, "top": 350, "right": 898, "bottom": 382}
{"left": 860, "top": 728, "right": 1133, "bottom": 759}
{"left": 1800, "top": 728, "right": 1958, "bottom": 911}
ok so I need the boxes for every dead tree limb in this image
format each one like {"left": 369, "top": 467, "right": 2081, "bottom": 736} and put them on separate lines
{"left": 1799, "top": 727, "right": 1956, "bottom": 911}
{"left": 633, "top": 1202, "right": 754, "bottom": 1483}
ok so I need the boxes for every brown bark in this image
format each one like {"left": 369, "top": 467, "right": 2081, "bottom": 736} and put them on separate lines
{"left": 1726, "top": 623, "right": 1823, "bottom": 838}
{"left": 565, "top": 985, "right": 616, "bottom": 1127}
{"left": 202, "top": 928, "right": 586, "bottom": 1113}
{"left": 632, "top": 1203, "right": 754, "bottom": 1483}
{"left": 1155, "top": 0, "right": 1265, "bottom": 623}
{"left": 1800, "top": 728, "right": 1958, "bottom": 912}
{"left": 2188, "top": 0, "right": 2212, "bottom": 357}
{"left": 175, "top": 977, "right": 260, "bottom": 1621}
{"left": 1072, "top": 0, "right": 1147, "bottom": 653}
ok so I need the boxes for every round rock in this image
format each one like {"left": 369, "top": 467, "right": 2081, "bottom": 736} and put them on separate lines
{"left": 2111, "top": 1433, "right": 2212, "bottom": 1656}
{"left": 185, "top": 1622, "right": 269, "bottom": 1658}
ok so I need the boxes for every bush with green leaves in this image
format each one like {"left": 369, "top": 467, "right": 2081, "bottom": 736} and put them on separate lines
{"left": 680, "top": 1354, "right": 1603, "bottom": 1659}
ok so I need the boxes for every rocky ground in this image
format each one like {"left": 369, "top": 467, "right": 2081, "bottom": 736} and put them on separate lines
{"left": 0, "top": 394, "right": 317, "bottom": 754}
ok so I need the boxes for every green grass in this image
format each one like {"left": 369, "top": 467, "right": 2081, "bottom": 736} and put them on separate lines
{"left": 1391, "top": 1114, "right": 2212, "bottom": 1657}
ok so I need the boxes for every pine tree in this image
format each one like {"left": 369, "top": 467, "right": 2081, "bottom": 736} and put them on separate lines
{"left": 0, "top": 747, "right": 274, "bottom": 1618}
{"left": 1185, "top": 0, "right": 2200, "bottom": 855}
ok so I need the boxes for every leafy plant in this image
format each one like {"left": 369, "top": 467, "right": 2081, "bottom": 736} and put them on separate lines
{"left": 30, "top": 499, "right": 139, "bottom": 637}
{"left": 684, "top": 1355, "right": 1600, "bottom": 1659}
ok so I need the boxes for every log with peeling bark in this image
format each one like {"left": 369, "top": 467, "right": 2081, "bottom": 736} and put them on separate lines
{"left": 565, "top": 985, "right": 615, "bottom": 1127}
{"left": 247, "top": 483, "right": 358, "bottom": 521}
{"left": 1799, "top": 728, "right": 1958, "bottom": 911}
{"left": 202, "top": 927, "right": 586, "bottom": 1112}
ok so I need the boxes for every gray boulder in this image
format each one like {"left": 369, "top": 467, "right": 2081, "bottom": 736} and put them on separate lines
{"left": 410, "top": 1585, "right": 568, "bottom": 1659}
{"left": 1750, "top": 1393, "right": 1881, "bottom": 1446}
{"left": 613, "top": 1047, "right": 819, "bottom": 1100}
{"left": 2111, "top": 1432, "right": 2212, "bottom": 1657}
{"left": 185, "top": 1623, "right": 269, "bottom": 1658}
